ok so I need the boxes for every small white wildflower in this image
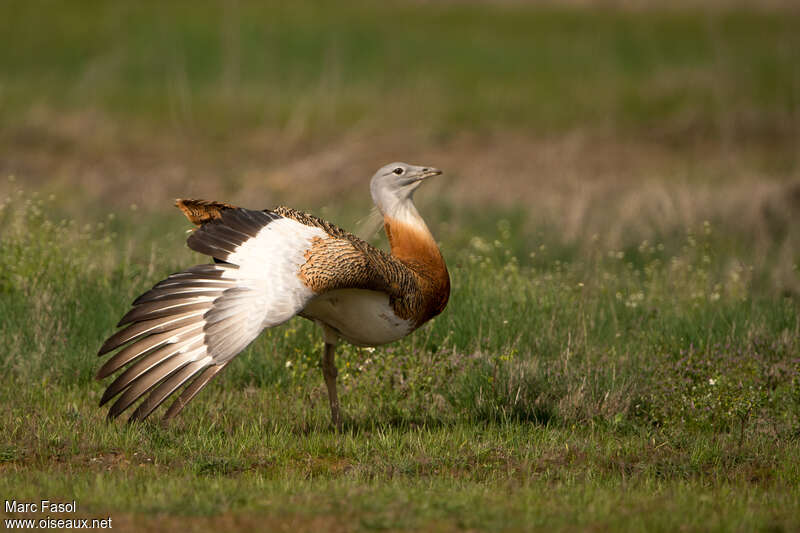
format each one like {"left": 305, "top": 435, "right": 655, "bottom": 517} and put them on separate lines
{"left": 285, "top": 360, "right": 293, "bottom": 368}
{"left": 364, "top": 347, "right": 375, "bottom": 353}
{"left": 708, "top": 378, "right": 716, "bottom": 386}
{"left": 469, "top": 236, "right": 491, "bottom": 253}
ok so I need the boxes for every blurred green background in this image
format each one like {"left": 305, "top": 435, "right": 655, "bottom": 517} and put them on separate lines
{"left": 2, "top": 1, "right": 798, "bottom": 208}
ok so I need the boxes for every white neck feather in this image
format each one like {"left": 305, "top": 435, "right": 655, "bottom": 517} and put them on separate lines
{"left": 381, "top": 197, "right": 429, "bottom": 234}
{"left": 371, "top": 180, "right": 429, "bottom": 232}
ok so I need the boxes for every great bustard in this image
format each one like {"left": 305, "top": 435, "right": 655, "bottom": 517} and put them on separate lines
{"left": 96, "top": 163, "right": 450, "bottom": 428}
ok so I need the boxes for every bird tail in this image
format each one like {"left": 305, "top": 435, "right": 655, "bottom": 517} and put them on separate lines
{"left": 175, "top": 198, "right": 237, "bottom": 227}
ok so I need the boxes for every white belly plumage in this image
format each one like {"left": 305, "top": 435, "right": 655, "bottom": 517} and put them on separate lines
{"left": 303, "top": 289, "right": 415, "bottom": 346}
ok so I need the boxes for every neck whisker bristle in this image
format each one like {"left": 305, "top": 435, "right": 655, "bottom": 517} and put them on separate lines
{"left": 355, "top": 206, "right": 384, "bottom": 240}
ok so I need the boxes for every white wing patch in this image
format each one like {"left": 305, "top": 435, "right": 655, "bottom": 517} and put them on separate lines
{"left": 225, "top": 218, "right": 326, "bottom": 329}
{"left": 97, "top": 209, "right": 327, "bottom": 422}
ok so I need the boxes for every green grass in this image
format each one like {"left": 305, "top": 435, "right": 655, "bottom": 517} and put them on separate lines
{"left": 1, "top": 185, "right": 799, "bottom": 531}
{"left": 1, "top": 1, "right": 798, "bottom": 144}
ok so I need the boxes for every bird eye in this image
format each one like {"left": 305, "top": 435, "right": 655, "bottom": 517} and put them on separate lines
{"left": 393, "top": 167, "right": 404, "bottom": 175}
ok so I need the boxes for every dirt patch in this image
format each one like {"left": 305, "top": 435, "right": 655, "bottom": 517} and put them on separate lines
{"left": 2, "top": 109, "right": 797, "bottom": 211}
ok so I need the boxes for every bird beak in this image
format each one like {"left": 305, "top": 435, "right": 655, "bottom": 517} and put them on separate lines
{"left": 401, "top": 166, "right": 443, "bottom": 187}
{"left": 419, "top": 168, "right": 442, "bottom": 180}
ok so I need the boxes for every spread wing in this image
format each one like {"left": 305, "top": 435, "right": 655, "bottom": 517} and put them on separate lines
{"left": 97, "top": 207, "right": 335, "bottom": 422}
{"left": 97, "top": 203, "right": 419, "bottom": 423}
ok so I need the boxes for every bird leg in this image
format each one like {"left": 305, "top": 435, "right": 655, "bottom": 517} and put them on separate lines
{"left": 321, "top": 341, "right": 342, "bottom": 431}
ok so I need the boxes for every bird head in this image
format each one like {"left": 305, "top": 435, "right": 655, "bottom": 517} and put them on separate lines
{"left": 370, "top": 162, "right": 442, "bottom": 215}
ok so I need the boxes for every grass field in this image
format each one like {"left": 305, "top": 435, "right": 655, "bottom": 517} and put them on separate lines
{"left": 2, "top": 1, "right": 800, "bottom": 532}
